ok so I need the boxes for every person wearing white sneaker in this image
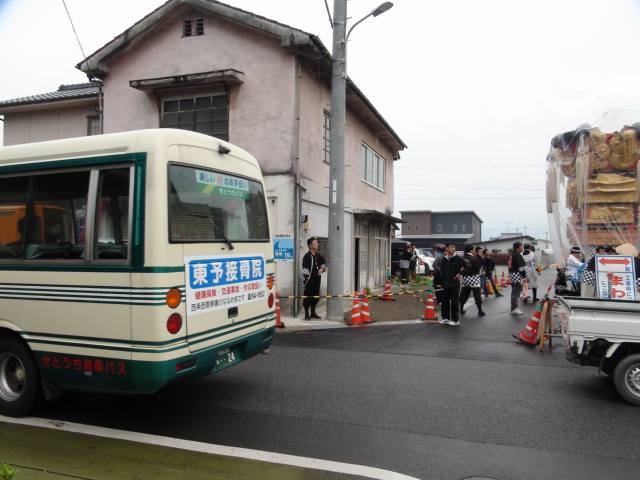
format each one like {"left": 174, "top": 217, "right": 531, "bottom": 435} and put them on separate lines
{"left": 446, "top": 319, "right": 460, "bottom": 326}
{"left": 509, "top": 241, "right": 527, "bottom": 315}
{"left": 439, "top": 243, "right": 466, "bottom": 326}
{"left": 438, "top": 318, "right": 448, "bottom": 324}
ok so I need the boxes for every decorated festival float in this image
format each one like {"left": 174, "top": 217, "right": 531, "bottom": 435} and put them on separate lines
{"left": 546, "top": 119, "right": 640, "bottom": 267}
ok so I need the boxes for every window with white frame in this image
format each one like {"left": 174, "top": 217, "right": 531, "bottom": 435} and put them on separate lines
{"left": 454, "top": 225, "right": 458, "bottom": 232}
{"left": 462, "top": 224, "right": 466, "bottom": 232}
{"left": 323, "top": 111, "right": 331, "bottom": 164}
{"left": 162, "top": 93, "right": 228, "bottom": 140}
{"left": 87, "top": 116, "right": 100, "bottom": 136}
{"left": 361, "top": 144, "right": 385, "bottom": 190}
{"left": 437, "top": 224, "right": 442, "bottom": 232}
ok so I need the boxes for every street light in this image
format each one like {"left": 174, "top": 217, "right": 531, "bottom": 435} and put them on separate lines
{"left": 326, "top": 1, "right": 393, "bottom": 322}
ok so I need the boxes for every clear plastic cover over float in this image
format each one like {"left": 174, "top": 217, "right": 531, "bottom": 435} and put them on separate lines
{"left": 546, "top": 117, "right": 640, "bottom": 267}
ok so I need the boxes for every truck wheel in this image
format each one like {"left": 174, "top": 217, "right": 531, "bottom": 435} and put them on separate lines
{"left": 0, "top": 337, "right": 40, "bottom": 417}
{"left": 613, "top": 354, "right": 640, "bottom": 406}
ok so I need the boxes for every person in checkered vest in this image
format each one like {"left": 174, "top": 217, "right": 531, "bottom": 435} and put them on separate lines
{"left": 399, "top": 243, "right": 413, "bottom": 284}
{"left": 522, "top": 243, "right": 541, "bottom": 302}
{"left": 580, "top": 245, "right": 606, "bottom": 297}
{"left": 459, "top": 244, "right": 485, "bottom": 317}
{"left": 438, "top": 243, "right": 467, "bottom": 326}
{"left": 508, "top": 241, "right": 527, "bottom": 315}
{"left": 301, "top": 237, "right": 326, "bottom": 321}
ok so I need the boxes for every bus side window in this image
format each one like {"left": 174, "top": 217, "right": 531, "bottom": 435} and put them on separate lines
{"left": 94, "top": 168, "right": 130, "bottom": 260}
{"left": 27, "top": 171, "right": 90, "bottom": 260}
{"left": 0, "top": 176, "right": 30, "bottom": 260}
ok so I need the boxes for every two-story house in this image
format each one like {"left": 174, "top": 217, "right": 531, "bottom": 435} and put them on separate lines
{"left": 0, "top": 0, "right": 406, "bottom": 315}
{"left": 399, "top": 210, "right": 482, "bottom": 250}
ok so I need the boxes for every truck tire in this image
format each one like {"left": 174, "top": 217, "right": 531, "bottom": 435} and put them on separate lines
{"left": 613, "top": 354, "right": 640, "bottom": 406}
{"left": 0, "top": 336, "right": 40, "bottom": 417}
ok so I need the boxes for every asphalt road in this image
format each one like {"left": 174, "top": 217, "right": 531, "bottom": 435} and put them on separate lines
{"left": 32, "top": 271, "right": 640, "bottom": 480}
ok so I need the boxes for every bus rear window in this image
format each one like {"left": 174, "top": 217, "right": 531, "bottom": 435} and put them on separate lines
{"left": 169, "top": 165, "right": 269, "bottom": 242}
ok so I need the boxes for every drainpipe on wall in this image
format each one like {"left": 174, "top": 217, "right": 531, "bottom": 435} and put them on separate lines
{"left": 292, "top": 62, "right": 303, "bottom": 317}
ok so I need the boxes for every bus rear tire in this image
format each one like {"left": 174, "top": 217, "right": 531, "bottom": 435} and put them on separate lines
{"left": 0, "top": 336, "right": 40, "bottom": 417}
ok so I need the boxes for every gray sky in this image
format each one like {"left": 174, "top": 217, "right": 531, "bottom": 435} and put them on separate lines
{"left": 2, "top": 0, "right": 640, "bottom": 241}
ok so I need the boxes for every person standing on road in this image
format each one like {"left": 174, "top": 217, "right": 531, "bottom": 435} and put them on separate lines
{"left": 459, "top": 245, "right": 485, "bottom": 317}
{"left": 399, "top": 243, "right": 412, "bottom": 284}
{"left": 475, "top": 246, "right": 489, "bottom": 297}
{"left": 565, "top": 246, "right": 583, "bottom": 295}
{"left": 408, "top": 243, "right": 418, "bottom": 283}
{"left": 509, "top": 241, "right": 527, "bottom": 315}
{"left": 432, "top": 244, "right": 445, "bottom": 306}
{"left": 483, "top": 249, "right": 503, "bottom": 297}
{"left": 301, "top": 237, "right": 326, "bottom": 321}
{"left": 580, "top": 245, "right": 606, "bottom": 298}
{"left": 438, "top": 243, "right": 467, "bottom": 326}
{"left": 522, "top": 243, "right": 541, "bottom": 302}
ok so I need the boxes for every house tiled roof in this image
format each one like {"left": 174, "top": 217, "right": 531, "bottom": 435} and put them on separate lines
{"left": 0, "top": 83, "right": 98, "bottom": 108}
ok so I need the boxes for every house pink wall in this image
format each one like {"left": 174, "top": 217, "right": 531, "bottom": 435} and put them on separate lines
{"left": 102, "top": 9, "right": 297, "bottom": 175}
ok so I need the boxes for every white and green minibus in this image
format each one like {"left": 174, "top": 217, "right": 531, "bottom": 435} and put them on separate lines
{"left": 0, "top": 129, "right": 276, "bottom": 416}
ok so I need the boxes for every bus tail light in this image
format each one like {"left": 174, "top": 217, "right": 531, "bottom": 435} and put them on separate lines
{"left": 166, "top": 288, "right": 182, "bottom": 308}
{"left": 267, "top": 274, "right": 275, "bottom": 290}
{"left": 267, "top": 293, "right": 274, "bottom": 309}
{"left": 167, "top": 313, "right": 182, "bottom": 334}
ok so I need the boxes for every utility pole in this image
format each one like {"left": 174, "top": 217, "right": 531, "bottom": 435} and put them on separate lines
{"left": 326, "top": 0, "right": 347, "bottom": 322}
{"left": 325, "top": 1, "right": 393, "bottom": 322}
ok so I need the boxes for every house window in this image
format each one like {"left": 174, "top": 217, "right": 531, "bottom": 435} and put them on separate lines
{"left": 454, "top": 225, "right": 458, "bottom": 232}
{"left": 323, "top": 112, "right": 331, "bottom": 164}
{"left": 407, "top": 225, "right": 410, "bottom": 232}
{"left": 437, "top": 224, "right": 442, "bottom": 232}
{"left": 361, "top": 144, "right": 385, "bottom": 191}
{"left": 183, "top": 19, "right": 204, "bottom": 37}
{"left": 462, "top": 224, "right": 466, "bottom": 232}
{"left": 162, "top": 93, "right": 229, "bottom": 140}
{"left": 87, "top": 115, "right": 100, "bottom": 136}
{"left": 415, "top": 225, "right": 418, "bottom": 231}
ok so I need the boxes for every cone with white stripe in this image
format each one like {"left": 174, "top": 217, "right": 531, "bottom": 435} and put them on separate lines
{"left": 348, "top": 291, "right": 365, "bottom": 326}
{"left": 275, "top": 292, "right": 285, "bottom": 328}
{"left": 380, "top": 280, "right": 395, "bottom": 301}
{"left": 360, "top": 292, "right": 375, "bottom": 324}
{"left": 512, "top": 285, "right": 552, "bottom": 346}
{"left": 420, "top": 293, "right": 438, "bottom": 321}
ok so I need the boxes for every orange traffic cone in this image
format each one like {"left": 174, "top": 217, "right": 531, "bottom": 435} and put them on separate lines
{"left": 494, "top": 273, "right": 499, "bottom": 285}
{"left": 500, "top": 272, "right": 507, "bottom": 288}
{"left": 420, "top": 293, "right": 438, "bottom": 321}
{"left": 513, "top": 285, "right": 552, "bottom": 346}
{"left": 513, "top": 306, "right": 543, "bottom": 346}
{"left": 360, "top": 293, "right": 375, "bottom": 324}
{"left": 506, "top": 272, "right": 511, "bottom": 286}
{"left": 380, "top": 280, "right": 396, "bottom": 301}
{"left": 349, "top": 291, "right": 365, "bottom": 326}
{"left": 275, "top": 292, "right": 285, "bottom": 328}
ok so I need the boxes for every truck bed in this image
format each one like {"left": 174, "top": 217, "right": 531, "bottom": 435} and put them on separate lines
{"left": 559, "top": 296, "right": 640, "bottom": 342}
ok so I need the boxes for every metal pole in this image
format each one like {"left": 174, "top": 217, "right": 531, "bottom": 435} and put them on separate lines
{"left": 326, "top": 0, "right": 347, "bottom": 322}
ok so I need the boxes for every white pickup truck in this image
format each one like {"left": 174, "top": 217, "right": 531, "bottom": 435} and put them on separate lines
{"left": 559, "top": 296, "right": 640, "bottom": 406}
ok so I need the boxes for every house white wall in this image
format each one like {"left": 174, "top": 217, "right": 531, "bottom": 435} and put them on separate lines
{"left": 2, "top": 103, "right": 95, "bottom": 146}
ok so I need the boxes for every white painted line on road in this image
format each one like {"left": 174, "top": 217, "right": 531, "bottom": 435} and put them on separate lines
{"left": 1, "top": 415, "right": 420, "bottom": 480}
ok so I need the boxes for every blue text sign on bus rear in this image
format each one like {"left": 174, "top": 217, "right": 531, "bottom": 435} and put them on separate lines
{"left": 185, "top": 253, "right": 266, "bottom": 314}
